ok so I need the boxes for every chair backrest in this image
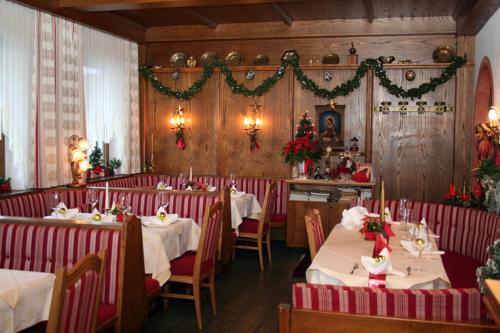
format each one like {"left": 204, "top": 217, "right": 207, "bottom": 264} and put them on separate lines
{"left": 305, "top": 209, "right": 325, "bottom": 259}
{"left": 195, "top": 201, "right": 223, "bottom": 279}
{"left": 47, "top": 250, "right": 107, "bottom": 333}
{"left": 218, "top": 187, "right": 233, "bottom": 264}
{"left": 256, "top": 181, "right": 277, "bottom": 235}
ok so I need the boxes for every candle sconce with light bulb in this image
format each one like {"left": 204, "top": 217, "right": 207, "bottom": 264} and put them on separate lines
{"left": 69, "top": 135, "right": 90, "bottom": 186}
{"left": 170, "top": 105, "right": 186, "bottom": 150}
{"left": 243, "top": 102, "right": 262, "bottom": 151}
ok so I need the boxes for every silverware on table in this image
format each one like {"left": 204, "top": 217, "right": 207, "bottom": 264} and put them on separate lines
{"left": 406, "top": 266, "right": 412, "bottom": 277}
{"left": 350, "top": 262, "right": 359, "bottom": 274}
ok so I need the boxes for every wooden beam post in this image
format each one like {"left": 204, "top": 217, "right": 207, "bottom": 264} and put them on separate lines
{"left": 183, "top": 8, "right": 217, "bottom": 29}
{"left": 270, "top": 2, "right": 293, "bottom": 26}
{"left": 362, "top": 0, "right": 374, "bottom": 24}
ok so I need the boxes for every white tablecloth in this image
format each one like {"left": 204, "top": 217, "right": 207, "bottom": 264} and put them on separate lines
{"left": 231, "top": 194, "right": 261, "bottom": 234}
{"left": 0, "top": 269, "right": 55, "bottom": 333}
{"left": 142, "top": 218, "right": 200, "bottom": 285}
{"left": 306, "top": 224, "right": 450, "bottom": 289}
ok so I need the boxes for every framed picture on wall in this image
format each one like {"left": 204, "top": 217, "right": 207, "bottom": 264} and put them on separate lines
{"left": 315, "top": 104, "right": 345, "bottom": 152}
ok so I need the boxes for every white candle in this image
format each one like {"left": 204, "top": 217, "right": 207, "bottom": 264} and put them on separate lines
{"left": 189, "top": 166, "right": 193, "bottom": 182}
{"left": 105, "top": 182, "right": 109, "bottom": 210}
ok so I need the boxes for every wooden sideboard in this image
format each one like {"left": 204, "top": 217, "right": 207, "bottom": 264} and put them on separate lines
{"left": 286, "top": 179, "right": 375, "bottom": 248}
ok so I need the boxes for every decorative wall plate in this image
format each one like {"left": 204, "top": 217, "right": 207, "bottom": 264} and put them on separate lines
{"left": 170, "top": 52, "right": 187, "bottom": 67}
{"left": 281, "top": 49, "right": 299, "bottom": 63}
{"left": 225, "top": 52, "right": 244, "bottom": 66}
{"left": 433, "top": 46, "right": 455, "bottom": 63}
{"left": 199, "top": 51, "right": 218, "bottom": 67}
{"left": 378, "top": 56, "right": 395, "bottom": 64}
{"left": 322, "top": 54, "right": 340, "bottom": 64}
{"left": 253, "top": 54, "right": 270, "bottom": 66}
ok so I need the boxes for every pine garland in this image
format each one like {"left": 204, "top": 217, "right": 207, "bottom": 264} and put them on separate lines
{"left": 140, "top": 56, "right": 466, "bottom": 101}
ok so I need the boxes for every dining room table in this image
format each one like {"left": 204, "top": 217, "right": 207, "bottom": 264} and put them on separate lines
{"left": 306, "top": 223, "right": 451, "bottom": 289}
{"left": 0, "top": 269, "right": 55, "bottom": 333}
{"left": 230, "top": 192, "right": 261, "bottom": 233}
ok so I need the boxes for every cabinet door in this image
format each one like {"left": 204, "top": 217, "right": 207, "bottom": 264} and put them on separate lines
{"left": 286, "top": 201, "right": 329, "bottom": 248}
{"left": 326, "top": 201, "right": 351, "bottom": 234}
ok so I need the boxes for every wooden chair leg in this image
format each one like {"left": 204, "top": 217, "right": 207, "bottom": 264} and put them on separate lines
{"left": 266, "top": 232, "right": 272, "bottom": 264}
{"left": 258, "top": 239, "right": 264, "bottom": 271}
{"left": 209, "top": 272, "right": 217, "bottom": 315}
{"left": 163, "top": 283, "right": 169, "bottom": 310}
{"left": 193, "top": 282, "right": 203, "bottom": 330}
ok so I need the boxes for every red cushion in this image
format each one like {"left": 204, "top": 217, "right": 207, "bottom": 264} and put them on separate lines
{"left": 145, "top": 276, "right": 160, "bottom": 296}
{"left": 170, "top": 252, "right": 212, "bottom": 277}
{"left": 238, "top": 217, "right": 269, "bottom": 235}
{"left": 442, "top": 252, "right": 482, "bottom": 288}
{"left": 270, "top": 214, "right": 287, "bottom": 227}
{"left": 97, "top": 303, "right": 116, "bottom": 326}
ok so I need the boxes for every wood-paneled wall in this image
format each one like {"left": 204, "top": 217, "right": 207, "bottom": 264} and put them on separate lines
{"left": 140, "top": 18, "right": 475, "bottom": 203}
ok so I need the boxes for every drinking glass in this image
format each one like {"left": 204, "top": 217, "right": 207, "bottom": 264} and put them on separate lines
{"left": 229, "top": 174, "right": 237, "bottom": 188}
{"left": 157, "top": 191, "right": 169, "bottom": 211}
{"left": 180, "top": 173, "right": 187, "bottom": 189}
{"left": 86, "top": 189, "right": 98, "bottom": 212}
{"left": 411, "top": 222, "right": 429, "bottom": 271}
{"left": 203, "top": 176, "right": 209, "bottom": 187}
{"left": 398, "top": 198, "right": 410, "bottom": 229}
{"left": 118, "top": 193, "right": 131, "bottom": 215}
{"left": 48, "top": 192, "right": 61, "bottom": 213}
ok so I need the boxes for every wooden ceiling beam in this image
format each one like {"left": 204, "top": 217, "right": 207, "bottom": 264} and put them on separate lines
{"left": 183, "top": 8, "right": 217, "bottom": 29}
{"left": 12, "top": 0, "right": 146, "bottom": 42}
{"left": 59, "top": 0, "right": 303, "bottom": 12}
{"left": 362, "top": 0, "right": 374, "bottom": 24}
{"left": 456, "top": 0, "right": 499, "bottom": 35}
{"left": 270, "top": 3, "right": 293, "bottom": 26}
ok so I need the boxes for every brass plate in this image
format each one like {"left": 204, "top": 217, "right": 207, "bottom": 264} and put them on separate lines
{"left": 281, "top": 49, "right": 299, "bottom": 62}
{"left": 433, "top": 46, "right": 455, "bottom": 63}
{"left": 199, "top": 51, "right": 218, "bottom": 67}
{"left": 225, "top": 51, "right": 244, "bottom": 66}
{"left": 322, "top": 53, "right": 339, "bottom": 64}
{"left": 253, "top": 54, "right": 269, "bottom": 66}
{"left": 170, "top": 52, "right": 187, "bottom": 67}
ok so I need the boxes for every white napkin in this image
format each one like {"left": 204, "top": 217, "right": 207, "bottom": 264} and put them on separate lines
{"left": 361, "top": 248, "right": 406, "bottom": 276}
{"left": 142, "top": 208, "right": 179, "bottom": 226}
{"left": 50, "top": 203, "right": 79, "bottom": 219}
{"left": 230, "top": 185, "right": 237, "bottom": 194}
{"left": 384, "top": 207, "right": 393, "bottom": 223}
{"left": 186, "top": 186, "right": 193, "bottom": 191}
{"left": 231, "top": 191, "right": 246, "bottom": 199}
{"left": 208, "top": 186, "right": 216, "bottom": 192}
{"left": 340, "top": 206, "right": 370, "bottom": 230}
{"left": 156, "top": 181, "right": 167, "bottom": 190}
{"left": 400, "top": 240, "right": 444, "bottom": 256}
{"left": 90, "top": 209, "right": 113, "bottom": 222}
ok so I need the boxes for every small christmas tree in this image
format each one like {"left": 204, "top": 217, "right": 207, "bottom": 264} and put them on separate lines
{"left": 295, "top": 111, "right": 316, "bottom": 140}
{"left": 477, "top": 239, "right": 500, "bottom": 293}
{"left": 89, "top": 142, "right": 104, "bottom": 167}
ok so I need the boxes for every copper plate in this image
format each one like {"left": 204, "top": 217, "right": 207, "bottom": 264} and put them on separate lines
{"left": 281, "top": 49, "right": 299, "bottom": 62}
{"left": 225, "top": 52, "right": 244, "bottom": 66}
{"left": 322, "top": 54, "right": 340, "bottom": 64}
{"left": 253, "top": 54, "right": 269, "bottom": 66}
{"left": 433, "top": 46, "right": 455, "bottom": 63}
{"left": 199, "top": 51, "right": 218, "bottom": 67}
{"left": 170, "top": 52, "right": 187, "bottom": 67}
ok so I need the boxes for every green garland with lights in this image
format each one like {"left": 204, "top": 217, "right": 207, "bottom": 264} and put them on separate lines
{"left": 139, "top": 56, "right": 466, "bottom": 101}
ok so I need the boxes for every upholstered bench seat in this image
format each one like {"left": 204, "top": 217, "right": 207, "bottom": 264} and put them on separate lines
{"left": 442, "top": 252, "right": 482, "bottom": 288}
{"left": 97, "top": 304, "right": 117, "bottom": 327}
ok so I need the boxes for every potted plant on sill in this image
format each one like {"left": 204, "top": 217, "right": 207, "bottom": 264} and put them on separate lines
{"left": 282, "top": 111, "right": 321, "bottom": 179}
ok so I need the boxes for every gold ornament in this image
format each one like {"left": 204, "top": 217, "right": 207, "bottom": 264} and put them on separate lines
{"left": 187, "top": 56, "right": 196, "bottom": 68}
{"left": 92, "top": 213, "right": 102, "bottom": 221}
{"left": 405, "top": 70, "right": 416, "bottom": 81}
{"left": 415, "top": 238, "right": 425, "bottom": 246}
{"left": 58, "top": 207, "right": 67, "bottom": 215}
{"left": 158, "top": 212, "right": 167, "bottom": 220}
{"left": 374, "top": 255, "right": 386, "bottom": 262}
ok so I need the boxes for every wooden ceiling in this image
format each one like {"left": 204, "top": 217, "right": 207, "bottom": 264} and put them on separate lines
{"left": 12, "top": 0, "right": 500, "bottom": 42}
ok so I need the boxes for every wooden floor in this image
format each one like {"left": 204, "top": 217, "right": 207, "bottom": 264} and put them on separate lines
{"left": 143, "top": 241, "right": 305, "bottom": 333}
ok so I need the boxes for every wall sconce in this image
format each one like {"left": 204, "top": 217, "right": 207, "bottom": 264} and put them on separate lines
{"left": 244, "top": 102, "right": 262, "bottom": 151}
{"left": 69, "top": 135, "right": 90, "bottom": 186}
{"left": 170, "top": 105, "right": 186, "bottom": 150}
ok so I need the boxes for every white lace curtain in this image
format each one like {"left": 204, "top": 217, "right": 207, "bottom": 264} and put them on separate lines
{"left": 83, "top": 28, "right": 140, "bottom": 174}
{"left": 0, "top": 0, "right": 36, "bottom": 189}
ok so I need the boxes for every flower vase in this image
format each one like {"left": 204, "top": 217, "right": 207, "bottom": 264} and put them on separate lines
{"left": 297, "top": 161, "right": 307, "bottom": 179}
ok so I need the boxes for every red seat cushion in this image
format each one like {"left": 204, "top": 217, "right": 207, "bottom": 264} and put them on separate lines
{"left": 270, "top": 214, "right": 287, "bottom": 227}
{"left": 442, "top": 252, "right": 482, "bottom": 288}
{"left": 145, "top": 276, "right": 160, "bottom": 296}
{"left": 97, "top": 303, "right": 116, "bottom": 326}
{"left": 170, "top": 252, "right": 213, "bottom": 277}
{"left": 238, "top": 217, "right": 269, "bottom": 235}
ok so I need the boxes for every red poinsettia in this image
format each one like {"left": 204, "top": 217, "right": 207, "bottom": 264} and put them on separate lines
{"left": 92, "top": 165, "right": 103, "bottom": 175}
{"left": 443, "top": 183, "right": 480, "bottom": 208}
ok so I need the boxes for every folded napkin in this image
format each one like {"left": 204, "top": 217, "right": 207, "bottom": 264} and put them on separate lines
{"left": 361, "top": 248, "right": 406, "bottom": 277}
{"left": 231, "top": 191, "right": 246, "bottom": 199}
{"left": 230, "top": 185, "right": 237, "bottom": 194}
{"left": 340, "top": 206, "right": 370, "bottom": 230}
{"left": 400, "top": 239, "right": 444, "bottom": 256}
{"left": 384, "top": 207, "right": 393, "bottom": 223}
{"left": 156, "top": 181, "right": 167, "bottom": 190}
{"left": 208, "top": 186, "right": 216, "bottom": 192}
{"left": 142, "top": 208, "right": 179, "bottom": 226}
{"left": 90, "top": 209, "right": 113, "bottom": 222}
{"left": 49, "top": 203, "right": 79, "bottom": 219}
{"left": 186, "top": 186, "right": 193, "bottom": 191}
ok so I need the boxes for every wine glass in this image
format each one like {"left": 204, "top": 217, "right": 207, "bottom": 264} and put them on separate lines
{"left": 48, "top": 192, "right": 61, "bottom": 214}
{"left": 118, "top": 193, "right": 131, "bottom": 215}
{"left": 229, "top": 174, "right": 237, "bottom": 188}
{"left": 180, "top": 173, "right": 187, "bottom": 189}
{"left": 86, "top": 189, "right": 98, "bottom": 212}
{"left": 398, "top": 198, "right": 410, "bottom": 230}
{"left": 157, "top": 191, "right": 169, "bottom": 211}
{"left": 203, "top": 176, "right": 209, "bottom": 187}
{"left": 411, "top": 222, "right": 429, "bottom": 271}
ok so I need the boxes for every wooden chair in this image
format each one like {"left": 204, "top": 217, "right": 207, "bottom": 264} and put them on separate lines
{"left": 234, "top": 181, "right": 276, "bottom": 271}
{"left": 304, "top": 209, "right": 325, "bottom": 260}
{"left": 162, "top": 201, "right": 223, "bottom": 330}
{"left": 47, "top": 250, "right": 107, "bottom": 333}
